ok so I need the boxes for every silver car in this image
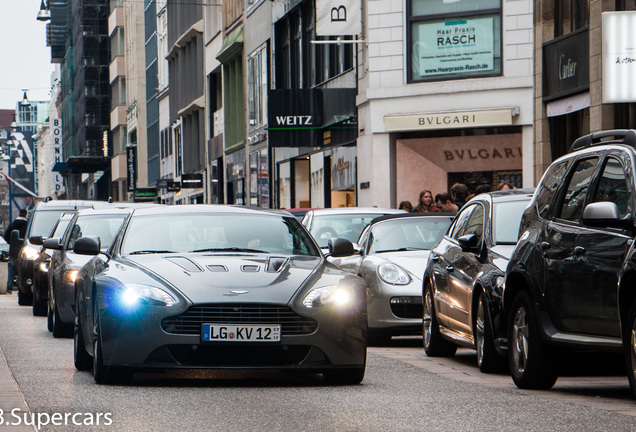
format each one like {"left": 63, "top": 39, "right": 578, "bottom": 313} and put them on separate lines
{"left": 331, "top": 213, "right": 454, "bottom": 345}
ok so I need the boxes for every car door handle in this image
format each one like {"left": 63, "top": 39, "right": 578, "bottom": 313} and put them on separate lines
{"left": 541, "top": 242, "right": 551, "bottom": 251}
{"left": 445, "top": 266, "right": 454, "bottom": 272}
{"left": 574, "top": 246, "right": 586, "bottom": 257}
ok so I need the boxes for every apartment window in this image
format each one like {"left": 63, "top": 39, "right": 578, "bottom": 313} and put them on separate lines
{"left": 554, "top": 0, "right": 589, "bottom": 37}
{"left": 617, "top": 0, "right": 636, "bottom": 10}
{"left": 248, "top": 43, "right": 268, "bottom": 131}
{"left": 408, "top": 0, "right": 502, "bottom": 83}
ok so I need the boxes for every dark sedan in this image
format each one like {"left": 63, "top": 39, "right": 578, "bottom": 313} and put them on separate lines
{"left": 423, "top": 189, "right": 533, "bottom": 372}
{"left": 73, "top": 205, "right": 367, "bottom": 385}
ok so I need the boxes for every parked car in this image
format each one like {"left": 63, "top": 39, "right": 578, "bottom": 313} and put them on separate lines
{"left": 331, "top": 212, "right": 454, "bottom": 345}
{"left": 45, "top": 207, "right": 135, "bottom": 337}
{"left": 302, "top": 207, "right": 406, "bottom": 251}
{"left": 0, "top": 237, "right": 9, "bottom": 262}
{"left": 31, "top": 213, "right": 75, "bottom": 317}
{"left": 423, "top": 189, "right": 533, "bottom": 371}
{"left": 72, "top": 205, "right": 367, "bottom": 384}
{"left": 287, "top": 208, "right": 317, "bottom": 222}
{"left": 504, "top": 129, "right": 636, "bottom": 394}
{"left": 16, "top": 200, "right": 108, "bottom": 306}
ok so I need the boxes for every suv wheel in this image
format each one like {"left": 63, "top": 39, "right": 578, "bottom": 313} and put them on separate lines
{"left": 508, "top": 291, "right": 558, "bottom": 389}
{"left": 475, "top": 292, "right": 506, "bottom": 373}
{"left": 624, "top": 301, "right": 636, "bottom": 395}
{"left": 423, "top": 284, "right": 457, "bottom": 357}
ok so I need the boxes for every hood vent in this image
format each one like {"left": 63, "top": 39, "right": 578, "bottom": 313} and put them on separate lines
{"left": 164, "top": 257, "right": 203, "bottom": 273}
{"left": 241, "top": 265, "right": 260, "bottom": 272}
{"left": 266, "top": 257, "right": 289, "bottom": 273}
{"left": 207, "top": 265, "right": 228, "bottom": 272}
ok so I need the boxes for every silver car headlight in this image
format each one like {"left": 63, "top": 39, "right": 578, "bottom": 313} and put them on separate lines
{"left": 303, "top": 285, "right": 353, "bottom": 308}
{"left": 117, "top": 283, "right": 177, "bottom": 307}
{"left": 378, "top": 263, "right": 411, "bottom": 285}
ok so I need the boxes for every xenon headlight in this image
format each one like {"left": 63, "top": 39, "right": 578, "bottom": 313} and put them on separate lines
{"left": 64, "top": 270, "right": 78, "bottom": 283}
{"left": 21, "top": 245, "right": 39, "bottom": 260}
{"left": 39, "top": 262, "right": 49, "bottom": 273}
{"left": 378, "top": 263, "right": 411, "bottom": 285}
{"left": 303, "top": 285, "right": 353, "bottom": 308}
{"left": 117, "top": 283, "right": 177, "bottom": 308}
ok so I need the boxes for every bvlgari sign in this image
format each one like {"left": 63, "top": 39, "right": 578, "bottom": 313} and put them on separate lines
{"left": 384, "top": 109, "right": 514, "bottom": 132}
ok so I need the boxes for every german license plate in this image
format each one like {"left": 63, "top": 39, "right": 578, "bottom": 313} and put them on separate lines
{"left": 201, "top": 324, "right": 281, "bottom": 342}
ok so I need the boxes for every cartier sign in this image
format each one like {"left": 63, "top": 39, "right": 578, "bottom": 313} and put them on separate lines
{"left": 543, "top": 29, "right": 589, "bottom": 101}
{"left": 384, "top": 109, "right": 513, "bottom": 132}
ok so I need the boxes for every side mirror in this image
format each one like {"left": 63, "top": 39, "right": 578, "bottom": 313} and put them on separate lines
{"left": 328, "top": 238, "right": 355, "bottom": 257}
{"left": 43, "top": 238, "right": 63, "bottom": 251}
{"left": 457, "top": 233, "right": 481, "bottom": 253}
{"left": 582, "top": 202, "right": 633, "bottom": 230}
{"left": 10, "top": 230, "right": 23, "bottom": 247}
{"left": 73, "top": 236, "right": 101, "bottom": 256}
{"left": 29, "top": 235, "right": 44, "bottom": 246}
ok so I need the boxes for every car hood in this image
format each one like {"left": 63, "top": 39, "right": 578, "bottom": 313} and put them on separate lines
{"left": 376, "top": 250, "right": 431, "bottom": 280}
{"left": 123, "top": 254, "right": 326, "bottom": 304}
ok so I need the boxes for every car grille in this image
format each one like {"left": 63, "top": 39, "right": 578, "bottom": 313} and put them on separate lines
{"left": 161, "top": 304, "right": 318, "bottom": 336}
{"left": 390, "top": 303, "right": 423, "bottom": 319}
{"left": 165, "top": 345, "right": 312, "bottom": 367}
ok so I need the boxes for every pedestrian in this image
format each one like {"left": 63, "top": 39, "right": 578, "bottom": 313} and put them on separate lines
{"left": 3, "top": 209, "right": 28, "bottom": 294}
{"left": 398, "top": 200, "right": 413, "bottom": 212}
{"left": 497, "top": 181, "right": 515, "bottom": 190}
{"left": 412, "top": 189, "right": 439, "bottom": 212}
{"left": 435, "top": 193, "right": 459, "bottom": 213}
{"left": 450, "top": 183, "right": 469, "bottom": 209}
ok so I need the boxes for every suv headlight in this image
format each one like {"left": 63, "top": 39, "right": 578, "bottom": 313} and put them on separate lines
{"left": 117, "top": 283, "right": 176, "bottom": 308}
{"left": 378, "top": 263, "right": 411, "bottom": 285}
{"left": 303, "top": 285, "right": 353, "bottom": 308}
{"left": 21, "top": 245, "right": 39, "bottom": 260}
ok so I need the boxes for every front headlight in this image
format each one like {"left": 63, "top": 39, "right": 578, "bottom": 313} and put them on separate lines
{"left": 64, "top": 270, "right": 78, "bottom": 283}
{"left": 117, "top": 283, "right": 176, "bottom": 307}
{"left": 378, "top": 263, "right": 411, "bottom": 285}
{"left": 303, "top": 285, "right": 353, "bottom": 308}
{"left": 21, "top": 245, "right": 39, "bottom": 260}
{"left": 39, "top": 262, "right": 49, "bottom": 272}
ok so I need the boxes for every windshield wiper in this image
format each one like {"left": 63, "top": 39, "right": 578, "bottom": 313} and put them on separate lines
{"left": 129, "top": 249, "right": 176, "bottom": 255}
{"left": 376, "top": 247, "right": 425, "bottom": 253}
{"left": 189, "top": 247, "right": 269, "bottom": 254}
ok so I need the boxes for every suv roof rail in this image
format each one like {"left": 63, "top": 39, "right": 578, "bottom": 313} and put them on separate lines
{"left": 569, "top": 129, "right": 636, "bottom": 152}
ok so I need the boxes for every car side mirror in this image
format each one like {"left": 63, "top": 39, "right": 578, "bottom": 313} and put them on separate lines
{"left": 328, "top": 238, "right": 355, "bottom": 257}
{"left": 43, "top": 238, "right": 63, "bottom": 251}
{"left": 457, "top": 233, "right": 481, "bottom": 253}
{"left": 10, "top": 230, "right": 23, "bottom": 247}
{"left": 29, "top": 235, "right": 44, "bottom": 246}
{"left": 73, "top": 236, "right": 101, "bottom": 256}
{"left": 582, "top": 202, "right": 633, "bottom": 230}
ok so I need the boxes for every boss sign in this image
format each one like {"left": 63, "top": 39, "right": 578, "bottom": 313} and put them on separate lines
{"left": 316, "top": 0, "right": 361, "bottom": 36}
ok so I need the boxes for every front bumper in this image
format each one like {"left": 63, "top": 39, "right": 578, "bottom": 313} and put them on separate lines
{"left": 98, "top": 300, "right": 367, "bottom": 371}
{"left": 17, "top": 257, "right": 34, "bottom": 295}
{"left": 367, "top": 278, "right": 422, "bottom": 335}
{"left": 55, "top": 280, "right": 75, "bottom": 324}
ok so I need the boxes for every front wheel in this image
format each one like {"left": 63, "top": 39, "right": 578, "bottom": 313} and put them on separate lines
{"left": 52, "top": 302, "right": 73, "bottom": 338}
{"left": 74, "top": 302, "right": 91, "bottom": 371}
{"left": 422, "top": 285, "right": 457, "bottom": 357}
{"left": 624, "top": 300, "right": 636, "bottom": 395}
{"left": 32, "top": 294, "right": 47, "bottom": 317}
{"left": 508, "top": 291, "right": 557, "bottom": 389}
{"left": 475, "top": 292, "right": 507, "bottom": 373}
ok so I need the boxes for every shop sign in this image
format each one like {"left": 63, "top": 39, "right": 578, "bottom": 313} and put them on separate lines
{"left": 332, "top": 146, "right": 356, "bottom": 191}
{"left": 417, "top": 16, "right": 495, "bottom": 78}
{"left": 543, "top": 29, "right": 589, "bottom": 101}
{"left": 316, "top": 0, "right": 361, "bottom": 36}
{"left": 181, "top": 173, "right": 203, "bottom": 189}
{"left": 384, "top": 109, "right": 513, "bottom": 132}
{"left": 156, "top": 178, "right": 173, "bottom": 188}
{"left": 134, "top": 187, "right": 158, "bottom": 202}
{"left": 51, "top": 118, "right": 64, "bottom": 195}
{"left": 603, "top": 11, "right": 636, "bottom": 103}
{"left": 126, "top": 145, "right": 136, "bottom": 192}
{"left": 167, "top": 181, "right": 181, "bottom": 192}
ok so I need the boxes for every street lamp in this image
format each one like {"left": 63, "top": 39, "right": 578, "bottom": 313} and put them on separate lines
{"left": 36, "top": 0, "right": 51, "bottom": 22}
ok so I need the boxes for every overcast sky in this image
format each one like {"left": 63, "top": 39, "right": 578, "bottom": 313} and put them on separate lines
{"left": 0, "top": 0, "right": 55, "bottom": 110}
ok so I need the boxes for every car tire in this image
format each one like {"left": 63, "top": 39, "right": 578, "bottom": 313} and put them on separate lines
{"left": 422, "top": 284, "right": 457, "bottom": 357}
{"left": 32, "top": 295, "right": 47, "bottom": 317}
{"left": 47, "top": 302, "right": 54, "bottom": 332}
{"left": 475, "top": 292, "right": 507, "bottom": 373}
{"left": 18, "top": 289, "right": 33, "bottom": 306}
{"left": 624, "top": 300, "right": 636, "bottom": 395}
{"left": 508, "top": 291, "right": 558, "bottom": 389}
{"left": 52, "top": 302, "right": 73, "bottom": 338}
{"left": 74, "top": 300, "right": 91, "bottom": 371}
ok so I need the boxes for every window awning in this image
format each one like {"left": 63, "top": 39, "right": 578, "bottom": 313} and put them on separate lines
{"left": 547, "top": 92, "right": 590, "bottom": 117}
{"left": 216, "top": 25, "right": 244, "bottom": 63}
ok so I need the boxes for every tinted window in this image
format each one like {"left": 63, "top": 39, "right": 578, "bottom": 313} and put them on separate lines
{"left": 558, "top": 158, "right": 598, "bottom": 221}
{"left": 493, "top": 199, "right": 531, "bottom": 244}
{"left": 464, "top": 205, "right": 485, "bottom": 244}
{"left": 68, "top": 215, "right": 128, "bottom": 250}
{"left": 535, "top": 160, "right": 569, "bottom": 219}
{"left": 449, "top": 205, "right": 475, "bottom": 239}
{"left": 592, "top": 157, "right": 633, "bottom": 218}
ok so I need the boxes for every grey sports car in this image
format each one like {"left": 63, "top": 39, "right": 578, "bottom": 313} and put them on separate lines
{"left": 73, "top": 205, "right": 367, "bottom": 385}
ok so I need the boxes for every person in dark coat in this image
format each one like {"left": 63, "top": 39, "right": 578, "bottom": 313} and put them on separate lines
{"left": 3, "top": 209, "right": 28, "bottom": 293}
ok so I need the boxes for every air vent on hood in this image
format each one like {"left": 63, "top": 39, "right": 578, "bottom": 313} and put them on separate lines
{"left": 266, "top": 257, "right": 289, "bottom": 273}
{"left": 207, "top": 265, "right": 228, "bottom": 272}
{"left": 241, "top": 265, "right": 260, "bottom": 272}
{"left": 164, "top": 257, "right": 203, "bottom": 272}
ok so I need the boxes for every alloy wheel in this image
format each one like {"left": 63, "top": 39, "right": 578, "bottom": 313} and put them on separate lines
{"left": 423, "top": 290, "right": 433, "bottom": 349}
{"left": 511, "top": 305, "right": 529, "bottom": 374}
{"left": 475, "top": 297, "right": 485, "bottom": 367}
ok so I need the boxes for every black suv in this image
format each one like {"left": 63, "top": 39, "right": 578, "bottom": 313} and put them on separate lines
{"left": 504, "top": 130, "right": 636, "bottom": 394}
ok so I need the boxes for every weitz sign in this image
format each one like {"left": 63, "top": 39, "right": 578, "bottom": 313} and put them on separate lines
{"left": 316, "top": 0, "right": 361, "bottom": 36}
{"left": 602, "top": 11, "right": 636, "bottom": 103}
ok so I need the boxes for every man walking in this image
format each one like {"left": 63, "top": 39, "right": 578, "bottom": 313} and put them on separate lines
{"left": 3, "top": 209, "right": 28, "bottom": 294}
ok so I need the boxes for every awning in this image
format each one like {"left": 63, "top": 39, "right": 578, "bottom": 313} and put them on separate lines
{"left": 216, "top": 25, "right": 244, "bottom": 63}
{"left": 54, "top": 156, "right": 110, "bottom": 174}
{"left": 547, "top": 92, "right": 590, "bottom": 117}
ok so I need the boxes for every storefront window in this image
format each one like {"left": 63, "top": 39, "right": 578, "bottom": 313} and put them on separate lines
{"left": 409, "top": 0, "right": 502, "bottom": 82}
{"left": 226, "top": 148, "right": 246, "bottom": 205}
{"left": 249, "top": 149, "right": 270, "bottom": 207}
{"left": 278, "top": 161, "right": 291, "bottom": 209}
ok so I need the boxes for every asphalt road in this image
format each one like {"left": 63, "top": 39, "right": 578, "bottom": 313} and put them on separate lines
{"left": 0, "top": 278, "right": 635, "bottom": 430}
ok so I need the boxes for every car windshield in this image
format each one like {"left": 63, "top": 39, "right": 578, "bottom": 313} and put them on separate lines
{"left": 369, "top": 217, "right": 452, "bottom": 254}
{"left": 68, "top": 215, "right": 128, "bottom": 250}
{"left": 51, "top": 215, "right": 73, "bottom": 239}
{"left": 28, "top": 210, "right": 68, "bottom": 238}
{"left": 120, "top": 213, "right": 320, "bottom": 257}
{"left": 492, "top": 200, "right": 531, "bottom": 244}
{"left": 310, "top": 213, "right": 387, "bottom": 247}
